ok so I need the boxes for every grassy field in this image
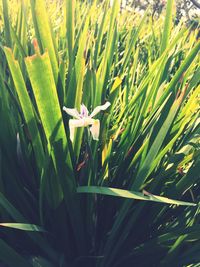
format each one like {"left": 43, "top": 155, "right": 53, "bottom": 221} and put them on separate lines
{"left": 0, "top": 0, "right": 199, "bottom": 266}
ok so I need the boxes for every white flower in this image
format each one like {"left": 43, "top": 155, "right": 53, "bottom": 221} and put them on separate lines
{"left": 63, "top": 102, "right": 111, "bottom": 142}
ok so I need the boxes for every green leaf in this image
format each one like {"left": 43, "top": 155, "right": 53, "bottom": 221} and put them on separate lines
{"left": 4, "top": 47, "right": 44, "bottom": 173}
{"left": 132, "top": 90, "right": 185, "bottom": 190}
{"left": 30, "top": 0, "right": 58, "bottom": 82}
{"left": 25, "top": 51, "right": 66, "bottom": 149}
{"left": 0, "top": 192, "right": 57, "bottom": 262}
{"left": 77, "top": 186, "right": 196, "bottom": 206}
{"left": 160, "top": 0, "right": 174, "bottom": 54}
{"left": 2, "top": 0, "right": 12, "bottom": 47}
{"left": 0, "top": 223, "right": 45, "bottom": 232}
{"left": 66, "top": 0, "right": 75, "bottom": 71}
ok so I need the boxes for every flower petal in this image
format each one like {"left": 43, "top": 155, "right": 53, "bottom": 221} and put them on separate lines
{"left": 80, "top": 104, "right": 89, "bottom": 117}
{"left": 69, "top": 119, "right": 85, "bottom": 142}
{"left": 90, "top": 102, "right": 111, "bottom": 118}
{"left": 83, "top": 117, "right": 94, "bottom": 126}
{"left": 63, "top": 106, "right": 80, "bottom": 119}
{"left": 90, "top": 120, "right": 100, "bottom": 140}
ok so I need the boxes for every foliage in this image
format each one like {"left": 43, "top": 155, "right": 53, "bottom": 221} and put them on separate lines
{"left": 124, "top": 0, "right": 200, "bottom": 22}
{"left": 0, "top": 0, "right": 199, "bottom": 266}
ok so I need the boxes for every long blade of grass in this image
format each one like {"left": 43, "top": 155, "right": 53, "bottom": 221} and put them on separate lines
{"left": 30, "top": 0, "right": 58, "bottom": 82}
{"left": 4, "top": 47, "right": 44, "bottom": 173}
{"left": 0, "top": 223, "right": 45, "bottom": 232}
{"left": 160, "top": 0, "right": 174, "bottom": 54}
{"left": 77, "top": 186, "right": 196, "bottom": 206}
